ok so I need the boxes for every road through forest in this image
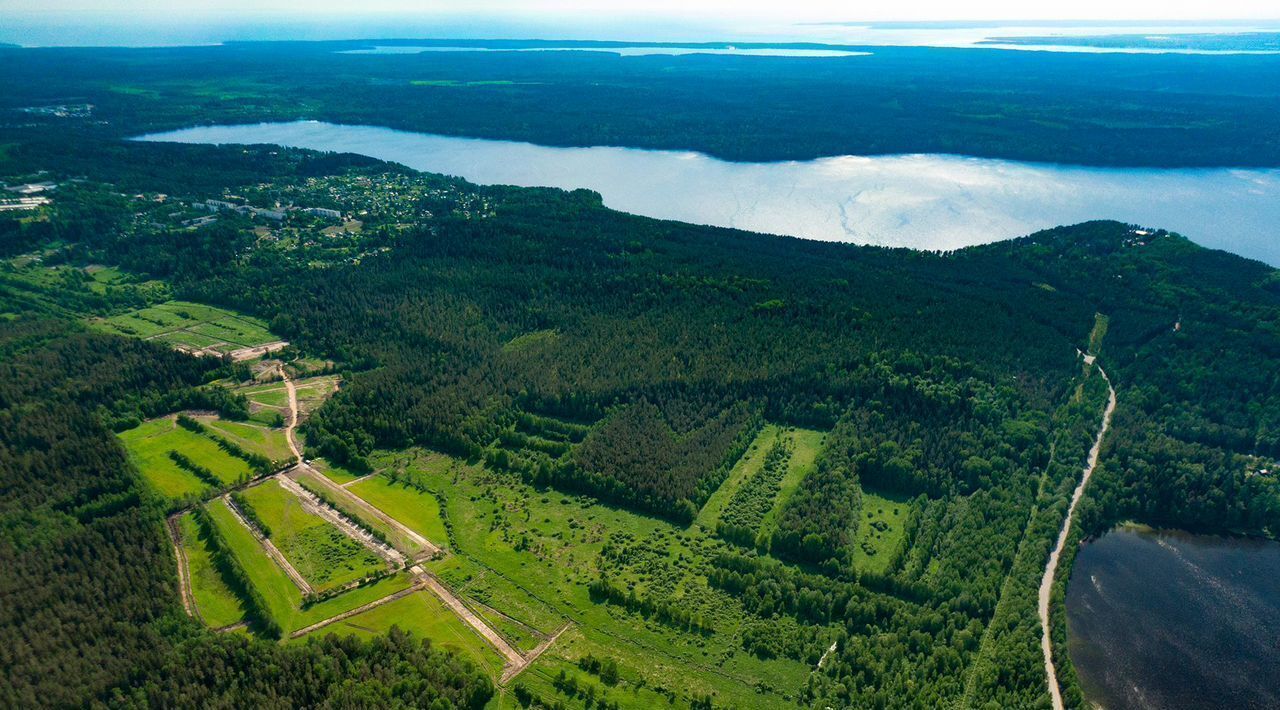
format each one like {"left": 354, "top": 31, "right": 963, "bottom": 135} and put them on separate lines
{"left": 1039, "top": 364, "right": 1116, "bottom": 710}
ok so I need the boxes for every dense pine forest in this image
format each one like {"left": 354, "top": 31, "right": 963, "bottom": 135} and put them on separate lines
{"left": 1, "top": 40, "right": 1279, "bottom": 167}
{"left": 0, "top": 50, "right": 1277, "bottom": 707}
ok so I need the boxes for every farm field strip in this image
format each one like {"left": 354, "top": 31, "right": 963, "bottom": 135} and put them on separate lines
{"left": 176, "top": 512, "right": 248, "bottom": 628}
{"left": 275, "top": 471, "right": 408, "bottom": 567}
{"left": 98, "top": 300, "right": 284, "bottom": 357}
{"left": 118, "top": 415, "right": 257, "bottom": 498}
{"left": 238, "top": 478, "right": 385, "bottom": 593}
{"left": 694, "top": 424, "right": 781, "bottom": 530}
{"left": 223, "top": 491, "right": 317, "bottom": 595}
{"left": 288, "top": 579, "right": 427, "bottom": 638}
{"left": 290, "top": 465, "right": 441, "bottom": 559}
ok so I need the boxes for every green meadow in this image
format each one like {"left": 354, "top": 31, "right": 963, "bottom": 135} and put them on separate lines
{"left": 239, "top": 479, "right": 386, "bottom": 592}
{"left": 348, "top": 473, "right": 451, "bottom": 549}
{"left": 319, "top": 590, "right": 507, "bottom": 679}
{"left": 850, "top": 488, "right": 912, "bottom": 574}
{"left": 178, "top": 512, "right": 247, "bottom": 628}
{"left": 118, "top": 416, "right": 255, "bottom": 497}
{"left": 98, "top": 300, "right": 277, "bottom": 353}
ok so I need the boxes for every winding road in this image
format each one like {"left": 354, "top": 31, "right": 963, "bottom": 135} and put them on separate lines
{"left": 1039, "top": 362, "right": 1116, "bottom": 710}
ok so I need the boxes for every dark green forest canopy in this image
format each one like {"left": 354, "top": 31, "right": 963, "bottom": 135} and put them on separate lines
{"left": 1, "top": 125, "right": 1277, "bottom": 708}
{"left": 1, "top": 41, "right": 1279, "bottom": 166}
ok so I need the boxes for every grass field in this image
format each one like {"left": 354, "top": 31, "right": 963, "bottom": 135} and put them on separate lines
{"left": 240, "top": 479, "right": 386, "bottom": 593}
{"left": 850, "top": 488, "right": 912, "bottom": 574}
{"left": 198, "top": 416, "right": 292, "bottom": 465}
{"left": 311, "top": 458, "right": 367, "bottom": 485}
{"left": 206, "top": 497, "right": 301, "bottom": 628}
{"left": 239, "top": 384, "right": 290, "bottom": 408}
{"left": 319, "top": 590, "right": 507, "bottom": 679}
{"left": 205, "top": 497, "right": 415, "bottom": 633}
{"left": 118, "top": 416, "right": 256, "bottom": 497}
{"left": 758, "top": 428, "right": 825, "bottom": 541}
{"left": 293, "top": 467, "right": 432, "bottom": 557}
{"left": 97, "top": 300, "right": 278, "bottom": 354}
{"left": 379, "top": 448, "right": 816, "bottom": 709}
{"left": 695, "top": 424, "right": 780, "bottom": 531}
{"left": 178, "top": 512, "right": 246, "bottom": 628}
{"left": 348, "top": 473, "right": 450, "bottom": 549}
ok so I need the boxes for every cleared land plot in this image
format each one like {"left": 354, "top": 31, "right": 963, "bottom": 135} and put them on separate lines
{"left": 347, "top": 474, "right": 450, "bottom": 550}
{"left": 385, "top": 448, "right": 814, "bottom": 708}
{"left": 98, "top": 300, "right": 277, "bottom": 353}
{"left": 240, "top": 384, "right": 290, "bottom": 409}
{"left": 198, "top": 416, "right": 292, "bottom": 465}
{"left": 311, "top": 458, "right": 366, "bottom": 485}
{"left": 205, "top": 497, "right": 413, "bottom": 633}
{"left": 323, "top": 589, "right": 507, "bottom": 679}
{"left": 695, "top": 424, "right": 780, "bottom": 531}
{"left": 118, "top": 416, "right": 255, "bottom": 497}
{"left": 757, "top": 428, "right": 825, "bottom": 539}
{"left": 292, "top": 467, "right": 437, "bottom": 557}
{"left": 178, "top": 512, "right": 247, "bottom": 628}
{"left": 850, "top": 488, "right": 912, "bottom": 573}
{"left": 239, "top": 479, "right": 386, "bottom": 593}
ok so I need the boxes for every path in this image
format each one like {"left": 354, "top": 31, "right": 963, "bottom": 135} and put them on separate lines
{"left": 1039, "top": 364, "right": 1116, "bottom": 710}
{"left": 288, "top": 579, "right": 427, "bottom": 638}
{"left": 504, "top": 623, "right": 572, "bottom": 683}
{"left": 223, "top": 492, "right": 316, "bottom": 595}
{"left": 415, "top": 569, "right": 524, "bottom": 670}
{"left": 287, "top": 464, "right": 442, "bottom": 559}
{"left": 167, "top": 513, "right": 199, "bottom": 620}
{"left": 275, "top": 471, "right": 408, "bottom": 568}
{"left": 279, "top": 364, "right": 302, "bottom": 463}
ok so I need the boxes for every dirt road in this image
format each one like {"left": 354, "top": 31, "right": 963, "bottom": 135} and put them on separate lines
{"left": 279, "top": 365, "right": 302, "bottom": 463}
{"left": 167, "top": 514, "right": 198, "bottom": 620}
{"left": 1039, "top": 364, "right": 1116, "bottom": 710}
{"left": 288, "top": 580, "right": 426, "bottom": 638}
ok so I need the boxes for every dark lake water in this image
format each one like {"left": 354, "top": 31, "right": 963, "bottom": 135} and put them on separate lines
{"left": 1067, "top": 527, "right": 1280, "bottom": 709}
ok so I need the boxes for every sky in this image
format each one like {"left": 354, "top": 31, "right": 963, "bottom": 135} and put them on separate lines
{"left": 4, "top": 0, "right": 1279, "bottom": 22}
{"left": 1, "top": 1, "right": 1276, "bottom": 47}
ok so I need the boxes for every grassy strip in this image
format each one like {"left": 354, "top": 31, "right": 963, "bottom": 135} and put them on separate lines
{"left": 179, "top": 414, "right": 273, "bottom": 473}
{"left": 194, "top": 505, "right": 282, "bottom": 639}
{"left": 295, "top": 476, "right": 389, "bottom": 546}
{"left": 230, "top": 491, "right": 272, "bottom": 538}
{"left": 168, "top": 450, "right": 221, "bottom": 489}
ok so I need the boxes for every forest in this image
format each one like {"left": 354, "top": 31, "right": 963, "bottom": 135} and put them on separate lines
{"left": 1, "top": 40, "right": 1279, "bottom": 167}
{"left": 0, "top": 91, "right": 1277, "bottom": 708}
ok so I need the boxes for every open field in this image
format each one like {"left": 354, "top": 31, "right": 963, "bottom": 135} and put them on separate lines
{"left": 347, "top": 473, "right": 450, "bottom": 549}
{"left": 198, "top": 416, "right": 292, "bottom": 465}
{"left": 239, "top": 479, "right": 387, "bottom": 592}
{"left": 118, "top": 416, "right": 256, "bottom": 497}
{"left": 322, "top": 589, "right": 507, "bottom": 679}
{"left": 178, "top": 512, "right": 247, "bottom": 628}
{"left": 291, "top": 467, "right": 440, "bottom": 558}
{"left": 381, "top": 448, "right": 820, "bottom": 708}
{"left": 695, "top": 424, "right": 780, "bottom": 531}
{"left": 311, "top": 458, "right": 367, "bottom": 485}
{"left": 850, "top": 488, "right": 912, "bottom": 573}
{"left": 204, "top": 497, "right": 416, "bottom": 633}
{"left": 95, "top": 300, "right": 279, "bottom": 355}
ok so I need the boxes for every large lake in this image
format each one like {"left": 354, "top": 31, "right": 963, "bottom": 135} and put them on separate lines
{"left": 138, "top": 121, "right": 1280, "bottom": 265}
{"left": 1067, "top": 527, "right": 1280, "bottom": 709}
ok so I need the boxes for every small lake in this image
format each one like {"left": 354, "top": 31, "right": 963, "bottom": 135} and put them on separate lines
{"left": 1067, "top": 526, "right": 1280, "bottom": 709}
{"left": 137, "top": 121, "right": 1280, "bottom": 265}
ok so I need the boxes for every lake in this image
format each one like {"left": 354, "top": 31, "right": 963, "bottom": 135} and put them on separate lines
{"left": 1067, "top": 526, "right": 1280, "bottom": 709}
{"left": 137, "top": 121, "right": 1280, "bottom": 265}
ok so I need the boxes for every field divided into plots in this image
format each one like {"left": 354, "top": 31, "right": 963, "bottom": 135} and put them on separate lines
{"left": 96, "top": 300, "right": 279, "bottom": 354}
